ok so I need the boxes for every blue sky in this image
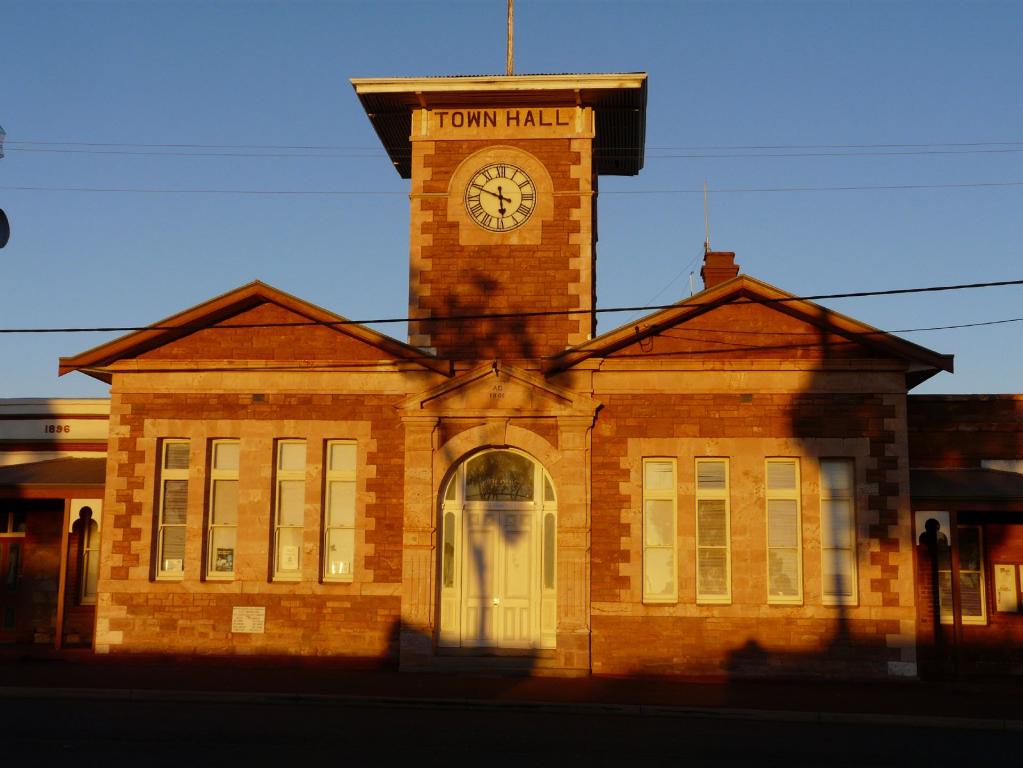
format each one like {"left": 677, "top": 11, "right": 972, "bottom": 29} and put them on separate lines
{"left": 2, "top": 0, "right": 1021, "bottom": 397}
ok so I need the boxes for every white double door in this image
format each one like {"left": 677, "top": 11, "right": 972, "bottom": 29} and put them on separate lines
{"left": 462, "top": 506, "right": 537, "bottom": 649}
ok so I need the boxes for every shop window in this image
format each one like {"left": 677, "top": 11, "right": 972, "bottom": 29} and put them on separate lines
{"left": 643, "top": 458, "right": 677, "bottom": 604}
{"left": 206, "top": 440, "right": 239, "bottom": 579}
{"left": 939, "top": 525, "right": 987, "bottom": 625}
{"left": 323, "top": 440, "right": 356, "bottom": 581}
{"left": 766, "top": 458, "right": 802, "bottom": 604}
{"left": 695, "top": 459, "right": 730, "bottom": 604}
{"left": 820, "top": 459, "right": 857, "bottom": 605}
{"left": 156, "top": 440, "right": 189, "bottom": 579}
{"left": 0, "top": 510, "right": 26, "bottom": 534}
{"left": 273, "top": 440, "right": 306, "bottom": 580}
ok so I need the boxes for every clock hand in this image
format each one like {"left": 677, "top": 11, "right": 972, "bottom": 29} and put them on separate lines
{"left": 475, "top": 185, "right": 511, "bottom": 203}
{"left": 474, "top": 184, "right": 513, "bottom": 215}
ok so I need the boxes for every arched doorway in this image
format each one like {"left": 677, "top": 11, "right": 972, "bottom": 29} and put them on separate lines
{"left": 438, "top": 449, "right": 557, "bottom": 650}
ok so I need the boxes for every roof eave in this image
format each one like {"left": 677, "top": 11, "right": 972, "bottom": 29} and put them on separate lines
{"left": 59, "top": 281, "right": 450, "bottom": 378}
{"left": 545, "top": 274, "right": 955, "bottom": 379}
{"left": 351, "top": 72, "right": 647, "bottom": 178}
{"left": 350, "top": 73, "right": 648, "bottom": 97}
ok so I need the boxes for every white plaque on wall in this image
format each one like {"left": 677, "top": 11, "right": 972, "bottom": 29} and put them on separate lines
{"left": 994, "top": 564, "right": 1019, "bottom": 613}
{"left": 231, "top": 606, "right": 266, "bottom": 633}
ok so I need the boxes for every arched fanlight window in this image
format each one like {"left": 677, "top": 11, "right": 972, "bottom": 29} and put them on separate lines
{"left": 464, "top": 451, "right": 535, "bottom": 501}
{"left": 442, "top": 449, "right": 556, "bottom": 505}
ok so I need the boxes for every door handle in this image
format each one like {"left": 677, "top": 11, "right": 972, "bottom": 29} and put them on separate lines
{"left": 492, "top": 597, "right": 501, "bottom": 606}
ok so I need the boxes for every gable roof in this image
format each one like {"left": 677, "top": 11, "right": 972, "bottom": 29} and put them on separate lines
{"left": 545, "top": 274, "right": 954, "bottom": 388}
{"left": 59, "top": 281, "right": 449, "bottom": 381}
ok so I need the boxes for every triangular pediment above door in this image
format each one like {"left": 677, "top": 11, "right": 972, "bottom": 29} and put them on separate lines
{"left": 399, "top": 361, "right": 600, "bottom": 418}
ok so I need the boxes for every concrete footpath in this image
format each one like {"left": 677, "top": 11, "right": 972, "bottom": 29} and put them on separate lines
{"left": 1, "top": 647, "right": 1020, "bottom": 731}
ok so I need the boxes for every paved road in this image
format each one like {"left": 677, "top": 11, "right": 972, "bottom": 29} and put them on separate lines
{"left": 1, "top": 693, "right": 1016, "bottom": 766}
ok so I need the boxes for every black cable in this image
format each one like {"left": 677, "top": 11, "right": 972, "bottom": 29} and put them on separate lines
{"left": 3, "top": 279, "right": 1021, "bottom": 334}
{"left": 4, "top": 180, "right": 1023, "bottom": 195}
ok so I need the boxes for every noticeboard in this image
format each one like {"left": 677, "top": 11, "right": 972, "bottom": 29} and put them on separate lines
{"left": 231, "top": 606, "right": 266, "bottom": 634}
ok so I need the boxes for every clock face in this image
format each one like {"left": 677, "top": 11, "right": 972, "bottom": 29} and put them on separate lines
{"left": 464, "top": 163, "right": 536, "bottom": 232}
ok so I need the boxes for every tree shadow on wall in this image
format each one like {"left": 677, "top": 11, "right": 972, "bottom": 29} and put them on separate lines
{"left": 720, "top": 303, "right": 890, "bottom": 681}
{"left": 414, "top": 269, "right": 538, "bottom": 361}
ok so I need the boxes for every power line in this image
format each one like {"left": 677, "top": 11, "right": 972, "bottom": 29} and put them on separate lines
{"left": 645, "top": 148, "right": 1023, "bottom": 159}
{"left": 656, "top": 317, "right": 1023, "bottom": 336}
{"left": 4, "top": 140, "right": 379, "bottom": 150}
{"left": 4, "top": 180, "right": 1023, "bottom": 196}
{"left": 0, "top": 185, "right": 402, "bottom": 196}
{"left": 609, "top": 181, "right": 1023, "bottom": 194}
{"left": 4, "top": 147, "right": 383, "bottom": 159}
{"left": 6, "top": 145, "right": 1023, "bottom": 160}
{"left": 3, "top": 278, "right": 1021, "bottom": 335}
{"left": 7, "top": 138, "right": 1023, "bottom": 151}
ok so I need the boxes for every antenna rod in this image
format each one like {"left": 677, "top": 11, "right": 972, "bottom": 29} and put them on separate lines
{"left": 703, "top": 179, "right": 711, "bottom": 254}
{"left": 507, "top": 0, "right": 514, "bottom": 75}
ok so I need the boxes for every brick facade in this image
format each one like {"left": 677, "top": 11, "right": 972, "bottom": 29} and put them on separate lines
{"left": 586, "top": 387, "right": 916, "bottom": 678}
{"left": 95, "top": 387, "right": 409, "bottom": 658}
{"left": 46, "top": 72, "right": 1017, "bottom": 682}
{"left": 909, "top": 395, "right": 1023, "bottom": 468}
{"left": 408, "top": 130, "right": 594, "bottom": 359}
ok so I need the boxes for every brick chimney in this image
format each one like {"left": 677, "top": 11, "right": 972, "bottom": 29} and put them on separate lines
{"left": 700, "top": 251, "right": 740, "bottom": 290}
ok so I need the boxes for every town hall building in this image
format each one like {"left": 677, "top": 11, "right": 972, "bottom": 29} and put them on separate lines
{"left": 3, "top": 72, "right": 1022, "bottom": 679}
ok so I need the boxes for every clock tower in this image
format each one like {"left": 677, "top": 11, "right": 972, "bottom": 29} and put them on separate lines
{"left": 352, "top": 74, "right": 647, "bottom": 362}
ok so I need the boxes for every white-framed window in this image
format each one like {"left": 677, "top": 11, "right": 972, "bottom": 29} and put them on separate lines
{"left": 206, "top": 440, "right": 239, "bottom": 579}
{"left": 820, "top": 459, "right": 857, "bottom": 605}
{"left": 156, "top": 439, "right": 189, "bottom": 579}
{"left": 642, "top": 458, "right": 677, "bottom": 604}
{"left": 939, "top": 525, "right": 987, "bottom": 625}
{"left": 696, "top": 458, "right": 730, "bottom": 604}
{"left": 323, "top": 440, "right": 356, "bottom": 581}
{"left": 273, "top": 440, "right": 306, "bottom": 581}
{"left": 766, "top": 458, "right": 802, "bottom": 604}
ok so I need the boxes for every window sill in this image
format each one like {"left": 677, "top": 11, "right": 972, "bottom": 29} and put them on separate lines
{"left": 322, "top": 576, "right": 355, "bottom": 584}
{"left": 642, "top": 597, "right": 678, "bottom": 605}
{"left": 697, "top": 597, "right": 732, "bottom": 606}
{"left": 940, "top": 617, "right": 987, "bottom": 626}
{"left": 823, "top": 596, "right": 858, "bottom": 607}
{"left": 154, "top": 574, "right": 184, "bottom": 582}
{"left": 205, "top": 574, "right": 235, "bottom": 582}
{"left": 272, "top": 575, "right": 302, "bottom": 583}
{"left": 767, "top": 597, "right": 804, "bottom": 606}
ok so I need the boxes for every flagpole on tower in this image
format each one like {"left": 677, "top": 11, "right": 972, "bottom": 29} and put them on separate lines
{"left": 507, "top": 0, "right": 514, "bottom": 75}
